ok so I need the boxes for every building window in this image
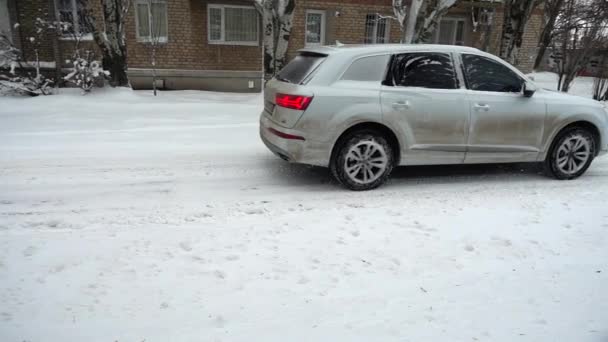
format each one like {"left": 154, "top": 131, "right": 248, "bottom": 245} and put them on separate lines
{"left": 434, "top": 18, "right": 465, "bottom": 45}
{"left": 364, "top": 14, "right": 389, "bottom": 44}
{"left": 57, "top": 0, "right": 93, "bottom": 38}
{"left": 208, "top": 5, "right": 259, "bottom": 46}
{"left": 135, "top": 0, "right": 168, "bottom": 43}
{"left": 305, "top": 10, "right": 325, "bottom": 46}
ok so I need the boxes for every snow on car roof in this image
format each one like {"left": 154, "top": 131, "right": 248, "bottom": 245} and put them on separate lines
{"left": 299, "top": 44, "right": 481, "bottom": 56}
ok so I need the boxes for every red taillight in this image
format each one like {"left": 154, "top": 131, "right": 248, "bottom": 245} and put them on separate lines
{"left": 275, "top": 93, "right": 313, "bottom": 110}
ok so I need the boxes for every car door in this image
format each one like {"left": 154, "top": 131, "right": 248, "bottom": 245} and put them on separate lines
{"left": 380, "top": 51, "right": 469, "bottom": 165}
{"left": 460, "top": 53, "right": 546, "bottom": 163}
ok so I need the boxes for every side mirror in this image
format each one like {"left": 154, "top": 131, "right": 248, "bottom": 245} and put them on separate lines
{"left": 523, "top": 82, "right": 537, "bottom": 97}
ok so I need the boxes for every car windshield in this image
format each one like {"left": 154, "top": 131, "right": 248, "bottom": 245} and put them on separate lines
{"left": 275, "top": 52, "right": 327, "bottom": 84}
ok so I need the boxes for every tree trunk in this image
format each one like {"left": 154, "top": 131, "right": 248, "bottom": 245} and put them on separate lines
{"left": 533, "top": 0, "right": 564, "bottom": 70}
{"left": 103, "top": 53, "right": 129, "bottom": 87}
{"left": 499, "top": 0, "right": 538, "bottom": 65}
{"left": 403, "top": 0, "right": 423, "bottom": 43}
{"left": 91, "top": 0, "right": 130, "bottom": 87}
{"left": 391, "top": 0, "right": 408, "bottom": 43}
{"left": 258, "top": 0, "right": 296, "bottom": 80}
{"left": 479, "top": 9, "right": 495, "bottom": 52}
{"left": 404, "top": 0, "right": 458, "bottom": 44}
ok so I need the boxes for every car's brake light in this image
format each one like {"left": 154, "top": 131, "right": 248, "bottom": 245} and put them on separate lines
{"left": 275, "top": 93, "right": 313, "bottom": 110}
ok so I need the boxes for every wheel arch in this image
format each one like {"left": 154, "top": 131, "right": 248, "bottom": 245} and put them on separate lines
{"left": 544, "top": 120, "right": 602, "bottom": 159}
{"left": 330, "top": 121, "right": 401, "bottom": 165}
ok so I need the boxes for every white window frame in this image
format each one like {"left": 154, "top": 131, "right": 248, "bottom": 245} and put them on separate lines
{"left": 134, "top": 0, "right": 169, "bottom": 43}
{"left": 56, "top": 0, "right": 93, "bottom": 41}
{"left": 305, "top": 9, "right": 326, "bottom": 46}
{"left": 207, "top": 4, "right": 259, "bottom": 46}
{"left": 434, "top": 17, "right": 466, "bottom": 45}
{"left": 364, "top": 14, "right": 390, "bottom": 44}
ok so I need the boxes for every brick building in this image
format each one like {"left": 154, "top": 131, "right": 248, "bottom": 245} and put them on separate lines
{"left": 1, "top": 0, "right": 544, "bottom": 92}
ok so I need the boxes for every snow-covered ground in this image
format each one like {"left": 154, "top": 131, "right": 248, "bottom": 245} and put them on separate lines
{"left": 1, "top": 77, "right": 607, "bottom": 342}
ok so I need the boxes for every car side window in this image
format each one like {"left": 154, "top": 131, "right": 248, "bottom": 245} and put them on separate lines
{"left": 386, "top": 52, "right": 459, "bottom": 89}
{"left": 341, "top": 55, "right": 390, "bottom": 82}
{"left": 461, "top": 54, "right": 523, "bottom": 93}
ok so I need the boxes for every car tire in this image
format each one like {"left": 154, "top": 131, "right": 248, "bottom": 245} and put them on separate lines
{"left": 331, "top": 130, "right": 395, "bottom": 191}
{"left": 544, "top": 126, "right": 596, "bottom": 180}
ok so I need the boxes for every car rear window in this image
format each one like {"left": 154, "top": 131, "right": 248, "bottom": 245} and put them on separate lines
{"left": 276, "top": 52, "right": 327, "bottom": 84}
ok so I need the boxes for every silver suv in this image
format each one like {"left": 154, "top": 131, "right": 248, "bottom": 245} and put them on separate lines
{"left": 260, "top": 44, "right": 608, "bottom": 190}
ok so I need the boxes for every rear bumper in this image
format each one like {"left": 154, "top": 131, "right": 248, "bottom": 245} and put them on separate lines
{"left": 259, "top": 113, "right": 330, "bottom": 167}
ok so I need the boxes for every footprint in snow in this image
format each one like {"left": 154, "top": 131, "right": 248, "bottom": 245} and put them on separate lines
{"left": 49, "top": 264, "right": 66, "bottom": 273}
{"left": 464, "top": 245, "right": 475, "bottom": 252}
{"left": 179, "top": 242, "right": 192, "bottom": 252}
{"left": 225, "top": 255, "right": 239, "bottom": 261}
{"left": 244, "top": 208, "right": 265, "bottom": 215}
{"left": 214, "top": 270, "right": 226, "bottom": 279}
{"left": 297, "top": 276, "right": 310, "bottom": 284}
{"left": 0, "top": 200, "right": 13, "bottom": 205}
{"left": 23, "top": 246, "right": 37, "bottom": 257}
{"left": 214, "top": 315, "right": 226, "bottom": 328}
{"left": 46, "top": 219, "right": 62, "bottom": 228}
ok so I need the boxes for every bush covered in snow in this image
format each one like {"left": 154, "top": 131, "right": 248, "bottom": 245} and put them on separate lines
{"left": 0, "top": 32, "right": 53, "bottom": 96}
{"left": 64, "top": 51, "right": 109, "bottom": 93}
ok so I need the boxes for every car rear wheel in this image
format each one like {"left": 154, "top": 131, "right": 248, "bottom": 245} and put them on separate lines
{"left": 331, "top": 131, "right": 394, "bottom": 191}
{"left": 545, "top": 127, "right": 596, "bottom": 180}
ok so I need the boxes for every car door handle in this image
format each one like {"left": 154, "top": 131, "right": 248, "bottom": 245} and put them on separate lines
{"left": 474, "top": 103, "right": 490, "bottom": 111}
{"left": 392, "top": 101, "right": 410, "bottom": 110}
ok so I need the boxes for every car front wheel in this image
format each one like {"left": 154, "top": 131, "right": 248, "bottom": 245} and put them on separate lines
{"left": 545, "top": 127, "right": 596, "bottom": 180}
{"left": 331, "top": 131, "right": 394, "bottom": 191}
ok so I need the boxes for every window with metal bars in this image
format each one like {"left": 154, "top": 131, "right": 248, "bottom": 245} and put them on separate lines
{"left": 57, "top": 0, "right": 93, "bottom": 37}
{"left": 208, "top": 5, "right": 259, "bottom": 45}
{"left": 305, "top": 10, "right": 325, "bottom": 46}
{"left": 434, "top": 18, "right": 465, "bottom": 45}
{"left": 364, "top": 14, "right": 389, "bottom": 44}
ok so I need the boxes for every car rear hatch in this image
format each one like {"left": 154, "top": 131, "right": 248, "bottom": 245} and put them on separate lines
{"left": 263, "top": 52, "right": 327, "bottom": 128}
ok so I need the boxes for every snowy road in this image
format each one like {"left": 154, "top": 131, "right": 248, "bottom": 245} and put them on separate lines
{"left": 1, "top": 88, "right": 607, "bottom": 341}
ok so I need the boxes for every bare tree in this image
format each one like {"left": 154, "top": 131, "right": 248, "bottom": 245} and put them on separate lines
{"left": 390, "top": 0, "right": 408, "bottom": 42}
{"left": 593, "top": 54, "right": 608, "bottom": 101}
{"left": 0, "top": 19, "right": 62, "bottom": 96}
{"left": 87, "top": 0, "right": 131, "bottom": 87}
{"left": 400, "top": 0, "right": 458, "bottom": 43}
{"left": 533, "top": 0, "right": 565, "bottom": 70}
{"left": 498, "top": 0, "right": 540, "bottom": 65}
{"left": 553, "top": 0, "right": 607, "bottom": 92}
{"left": 254, "top": 0, "right": 296, "bottom": 80}
{"left": 471, "top": 6, "right": 496, "bottom": 52}
{"left": 140, "top": 0, "right": 165, "bottom": 96}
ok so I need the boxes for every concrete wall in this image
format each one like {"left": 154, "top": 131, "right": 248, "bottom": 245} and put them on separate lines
{"left": 128, "top": 68, "right": 263, "bottom": 92}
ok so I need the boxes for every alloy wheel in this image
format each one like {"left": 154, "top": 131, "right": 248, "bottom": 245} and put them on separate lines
{"left": 555, "top": 134, "right": 592, "bottom": 175}
{"left": 343, "top": 140, "right": 389, "bottom": 185}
